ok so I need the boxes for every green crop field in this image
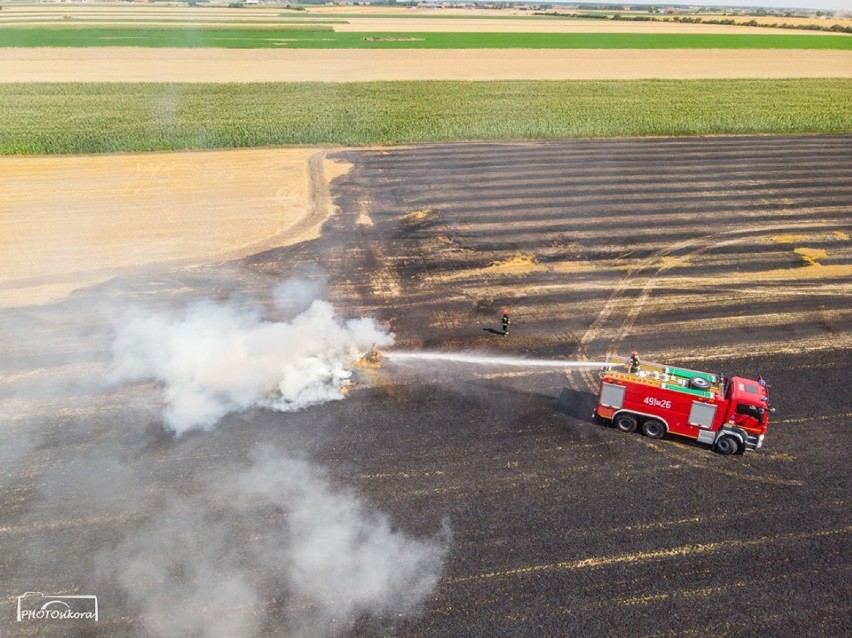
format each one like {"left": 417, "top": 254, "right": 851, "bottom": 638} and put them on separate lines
{"left": 1, "top": 80, "right": 849, "bottom": 155}
{"left": 1, "top": 27, "right": 850, "bottom": 49}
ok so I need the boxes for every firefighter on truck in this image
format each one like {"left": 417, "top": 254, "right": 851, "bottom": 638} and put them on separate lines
{"left": 594, "top": 354, "right": 774, "bottom": 455}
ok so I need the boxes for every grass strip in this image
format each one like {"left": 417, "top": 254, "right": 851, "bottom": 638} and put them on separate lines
{"left": 0, "top": 18, "right": 351, "bottom": 25}
{"left": 1, "top": 27, "right": 850, "bottom": 48}
{"left": 1, "top": 80, "right": 849, "bottom": 155}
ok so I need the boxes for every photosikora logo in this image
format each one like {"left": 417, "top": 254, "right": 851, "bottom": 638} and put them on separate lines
{"left": 16, "top": 592, "right": 98, "bottom": 622}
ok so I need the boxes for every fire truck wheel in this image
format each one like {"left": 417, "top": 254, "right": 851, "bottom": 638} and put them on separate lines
{"left": 714, "top": 435, "right": 741, "bottom": 455}
{"left": 642, "top": 419, "right": 666, "bottom": 439}
{"left": 614, "top": 414, "right": 638, "bottom": 433}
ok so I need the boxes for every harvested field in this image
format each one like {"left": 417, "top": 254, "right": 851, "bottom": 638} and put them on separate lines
{"left": 0, "top": 149, "right": 346, "bottom": 307}
{"left": 3, "top": 47, "right": 851, "bottom": 82}
{"left": 2, "top": 4, "right": 848, "bottom": 84}
{"left": 1, "top": 136, "right": 850, "bottom": 637}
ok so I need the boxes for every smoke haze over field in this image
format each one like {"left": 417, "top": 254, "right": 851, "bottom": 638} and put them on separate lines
{"left": 98, "top": 447, "right": 449, "bottom": 638}
{"left": 95, "top": 282, "right": 451, "bottom": 635}
{"left": 109, "top": 284, "right": 394, "bottom": 434}
{"left": 0, "top": 278, "right": 447, "bottom": 637}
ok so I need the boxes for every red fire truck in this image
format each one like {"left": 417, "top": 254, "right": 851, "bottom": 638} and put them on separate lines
{"left": 594, "top": 356, "right": 773, "bottom": 454}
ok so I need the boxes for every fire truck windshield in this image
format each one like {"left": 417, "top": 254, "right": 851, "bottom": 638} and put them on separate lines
{"left": 735, "top": 403, "right": 763, "bottom": 417}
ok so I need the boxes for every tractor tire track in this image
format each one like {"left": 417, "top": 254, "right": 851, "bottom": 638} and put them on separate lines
{"left": 571, "top": 217, "right": 848, "bottom": 392}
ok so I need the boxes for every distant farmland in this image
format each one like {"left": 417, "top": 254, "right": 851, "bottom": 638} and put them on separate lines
{"left": 1, "top": 27, "right": 851, "bottom": 49}
{"left": 1, "top": 4, "right": 850, "bottom": 154}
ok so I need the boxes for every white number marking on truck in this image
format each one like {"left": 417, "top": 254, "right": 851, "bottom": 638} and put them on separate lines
{"left": 643, "top": 396, "right": 672, "bottom": 409}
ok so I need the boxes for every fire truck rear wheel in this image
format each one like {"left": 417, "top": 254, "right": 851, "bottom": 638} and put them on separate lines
{"left": 642, "top": 419, "right": 666, "bottom": 439}
{"left": 715, "top": 435, "right": 741, "bottom": 455}
{"left": 614, "top": 414, "right": 638, "bottom": 433}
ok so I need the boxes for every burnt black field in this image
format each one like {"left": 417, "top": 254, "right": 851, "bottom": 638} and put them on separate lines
{"left": 2, "top": 136, "right": 850, "bottom": 637}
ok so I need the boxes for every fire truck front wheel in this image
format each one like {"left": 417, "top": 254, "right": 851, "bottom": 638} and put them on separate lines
{"left": 614, "top": 414, "right": 638, "bottom": 433}
{"left": 642, "top": 419, "right": 666, "bottom": 439}
{"left": 714, "top": 435, "right": 741, "bottom": 455}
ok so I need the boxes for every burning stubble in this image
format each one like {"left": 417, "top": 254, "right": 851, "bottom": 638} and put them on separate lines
{"left": 109, "top": 292, "right": 395, "bottom": 435}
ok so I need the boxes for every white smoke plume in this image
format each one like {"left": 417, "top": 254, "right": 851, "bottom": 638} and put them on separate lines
{"left": 109, "top": 286, "right": 394, "bottom": 435}
{"left": 99, "top": 446, "right": 449, "bottom": 638}
{"left": 4, "top": 278, "right": 449, "bottom": 638}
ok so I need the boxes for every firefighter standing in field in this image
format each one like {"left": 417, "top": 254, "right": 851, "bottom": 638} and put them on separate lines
{"left": 628, "top": 350, "right": 641, "bottom": 373}
{"left": 502, "top": 310, "right": 510, "bottom": 336}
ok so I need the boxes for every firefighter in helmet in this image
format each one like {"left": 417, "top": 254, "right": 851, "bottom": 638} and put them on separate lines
{"left": 501, "top": 309, "right": 510, "bottom": 336}
{"left": 628, "top": 350, "right": 641, "bottom": 374}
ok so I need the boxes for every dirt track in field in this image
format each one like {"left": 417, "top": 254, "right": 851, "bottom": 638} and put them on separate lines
{"left": 3, "top": 47, "right": 851, "bottom": 82}
{"left": 1, "top": 136, "right": 850, "bottom": 637}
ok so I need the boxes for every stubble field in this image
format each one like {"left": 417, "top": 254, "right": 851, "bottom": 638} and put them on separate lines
{"left": 2, "top": 5, "right": 851, "bottom": 637}
{"left": 2, "top": 136, "right": 851, "bottom": 637}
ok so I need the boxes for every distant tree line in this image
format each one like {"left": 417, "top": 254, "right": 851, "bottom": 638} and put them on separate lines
{"left": 673, "top": 15, "right": 852, "bottom": 33}
{"left": 534, "top": 11, "right": 852, "bottom": 34}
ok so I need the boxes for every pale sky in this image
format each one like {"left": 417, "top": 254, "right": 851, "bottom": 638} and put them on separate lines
{"left": 680, "top": 1, "right": 852, "bottom": 11}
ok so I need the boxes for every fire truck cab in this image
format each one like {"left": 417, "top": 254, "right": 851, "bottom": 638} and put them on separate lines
{"left": 594, "top": 356, "right": 772, "bottom": 455}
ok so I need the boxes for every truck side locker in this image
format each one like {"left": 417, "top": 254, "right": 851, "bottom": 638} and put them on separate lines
{"left": 600, "top": 382, "right": 626, "bottom": 409}
{"left": 689, "top": 401, "right": 718, "bottom": 445}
